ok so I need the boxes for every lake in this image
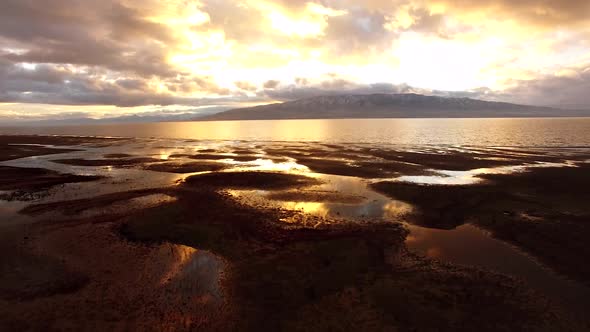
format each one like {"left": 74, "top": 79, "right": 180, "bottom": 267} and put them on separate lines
{"left": 2, "top": 117, "right": 590, "bottom": 146}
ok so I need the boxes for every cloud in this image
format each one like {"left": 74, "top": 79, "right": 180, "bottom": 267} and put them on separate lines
{"left": 0, "top": 0, "right": 180, "bottom": 77}
{"left": 235, "top": 81, "right": 258, "bottom": 91}
{"left": 433, "top": 0, "right": 590, "bottom": 27}
{"left": 495, "top": 65, "right": 590, "bottom": 109}
{"left": 263, "top": 80, "right": 280, "bottom": 89}
{"left": 1, "top": 0, "right": 590, "bottom": 121}
{"left": 318, "top": 6, "right": 395, "bottom": 58}
{"left": 0, "top": 57, "right": 234, "bottom": 107}
{"left": 259, "top": 77, "right": 420, "bottom": 101}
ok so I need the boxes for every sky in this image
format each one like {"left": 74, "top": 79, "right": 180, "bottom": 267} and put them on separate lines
{"left": 1, "top": 0, "right": 589, "bottom": 122}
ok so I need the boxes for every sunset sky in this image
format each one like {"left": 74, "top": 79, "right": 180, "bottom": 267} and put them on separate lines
{"left": 1, "top": 0, "right": 589, "bottom": 121}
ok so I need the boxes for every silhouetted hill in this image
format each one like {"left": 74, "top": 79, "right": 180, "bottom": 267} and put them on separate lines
{"left": 197, "top": 93, "right": 589, "bottom": 121}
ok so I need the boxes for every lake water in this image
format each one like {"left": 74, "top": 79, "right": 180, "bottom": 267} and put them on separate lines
{"left": 2, "top": 117, "right": 590, "bottom": 146}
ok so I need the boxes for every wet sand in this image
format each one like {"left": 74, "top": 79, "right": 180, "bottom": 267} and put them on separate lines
{"left": 54, "top": 157, "right": 161, "bottom": 167}
{"left": 372, "top": 164, "right": 590, "bottom": 284}
{"left": 0, "top": 166, "right": 102, "bottom": 194}
{"left": 1, "top": 135, "right": 589, "bottom": 331}
{"left": 144, "top": 161, "right": 229, "bottom": 173}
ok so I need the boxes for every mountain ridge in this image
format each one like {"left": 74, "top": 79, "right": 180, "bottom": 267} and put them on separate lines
{"left": 197, "top": 93, "right": 589, "bottom": 121}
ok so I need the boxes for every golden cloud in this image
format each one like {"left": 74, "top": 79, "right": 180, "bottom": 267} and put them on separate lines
{"left": 0, "top": 0, "right": 589, "bottom": 118}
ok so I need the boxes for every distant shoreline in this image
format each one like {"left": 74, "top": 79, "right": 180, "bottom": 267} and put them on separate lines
{"left": 2, "top": 115, "right": 590, "bottom": 127}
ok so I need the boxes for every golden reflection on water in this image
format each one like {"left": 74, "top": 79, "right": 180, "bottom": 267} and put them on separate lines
{"left": 159, "top": 150, "right": 171, "bottom": 160}
{"left": 382, "top": 200, "right": 414, "bottom": 219}
{"left": 279, "top": 201, "right": 329, "bottom": 219}
{"left": 395, "top": 162, "right": 574, "bottom": 185}
{"left": 5, "top": 118, "right": 590, "bottom": 146}
{"left": 241, "top": 158, "right": 309, "bottom": 173}
{"left": 159, "top": 244, "right": 198, "bottom": 285}
{"left": 154, "top": 244, "right": 225, "bottom": 306}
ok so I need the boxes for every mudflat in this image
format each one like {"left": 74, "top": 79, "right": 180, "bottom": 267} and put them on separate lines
{"left": 1, "top": 135, "right": 589, "bottom": 331}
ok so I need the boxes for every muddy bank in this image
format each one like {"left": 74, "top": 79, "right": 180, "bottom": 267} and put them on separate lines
{"left": 0, "top": 220, "right": 230, "bottom": 331}
{"left": 367, "top": 150, "right": 527, "bottom": 170}
{"left": 183, "top": 171, "right": 322, "bottom": 190}
{"left": 296, "top": 157, "right": 431, "bottom": 178}
{"left": 103, "top": 153, "right": 133, "bottom": 158}
{"left": 0, "top": 145, "right": 79, "bottom": 162}
{"left": 261, "top": 146, "right": 429, "bottom": 178}
{"left": 0, "top": 135, "right": 126, "bottom": 162}
{"left": 260, "top": 145, "right": 555, "bottom": 178}
{"left": 2, "top": 136, "right": 589, "bottom": 331}
{"left": 372, "top": 164, "right": 590, "bottom": 284}
{"left": 3, "top": 168, "right": 576, "bottom": 330}
{"left": 184, "top": 153, "right": 258, "bottom": 162}
{"left": 117, "top": 181, "right": 574, "bottom": 331}
{"left": 19, "top": 188, "right": 166, "bottom": 217}
{"left": 0, "top": 166, "right": 102, "bottom": 201}
{"left": 0, "top": 135, "right": 123, "bottom": 146}
{"left": 1, "top": 247, "right": 88, "bottom": 301}
{"left": 53, "top": 157, "right": 160, "bottom": 167}
{"left": 166, "top": 152, "right": 266, "bottom": 163}
{"left": 144, "top": 161, "right": 228, "bottom": 173}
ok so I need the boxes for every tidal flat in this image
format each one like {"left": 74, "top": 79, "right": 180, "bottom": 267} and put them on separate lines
{"left": 1, "top": 135, "right": 590, "bottom": 331}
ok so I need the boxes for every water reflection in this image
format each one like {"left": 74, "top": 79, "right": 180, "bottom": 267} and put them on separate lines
{"left": 229, "top": 173, "right": 407, "bottom": 222}
{"left": 406, "top": 223, "right": 590, "bottom": 315}
{"left": 382, "top": 200, "right": 414, "bottom": 219}
{"left": 229, "top": 168, "right": 590, "bottom": 315}
{"left": 279, "top": 201, "right": 330, "bottom": 219}
{"left": 3, "top": 118, "right": 590, "bottom": 146}
{"left": 229, "top": 158, "right": 308, "bottom": 173}
{"left": 158, "top": 151, "right": 171, "bottom": 160}
{"left": 157, "top": 244, "right": 225, "bottom": 304}
{"left": 394, "top": 162, "right": 575, "bottom": 185}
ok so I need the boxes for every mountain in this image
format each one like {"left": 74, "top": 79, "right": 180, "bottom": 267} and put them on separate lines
{"left": 3, "top": 108, "right": 228, "bottom": 126}
{"left": 197, "top": 93, "right": 589, "bottom": 121}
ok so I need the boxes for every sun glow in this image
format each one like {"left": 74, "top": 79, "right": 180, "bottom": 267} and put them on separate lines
{"left": 3, "top": 0, "right": 589, "bottom": 120}
{"left": 145, "top": 0, "right": 582, "bottom": 96}
{"left": 268, "top": 11, "right": 324, "bottom": 37}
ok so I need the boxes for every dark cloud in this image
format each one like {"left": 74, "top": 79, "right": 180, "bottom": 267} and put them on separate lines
{"left": 263, "top": 80, "right": 280, "bottom": 89}
{"left": 202, "top": 0, "right": 398, "bottom": 59}
{"left": 234, "top": 81, "right": 258, "bottom": 91}
{"left": 0, "top": 0, "right": 589, "bottom": 117}
{"left": 0, "top": 57, "right": 233, "bottom": 107}
{"left": 260, "top": 79, "right": 419, "bottom": 101}
{"left": 496, "top": 67, "right": 590, "bottom": 109}
{"left": 399, "top": 7, "right": 457, "bottom": 38}
{"left": 438, "top": 0, "right": 590, "bottom": 27}
{"left": 202, "top": 0, "right": 264, "bottom": 42}
{"left": 0, "top": 0, "right": 178, "bottom": 77}
{"left": 115, "top": 79, "right": 147, "bottom": 91}
{"left": 317, "top": 7, "right": 395, "bottom": 57}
